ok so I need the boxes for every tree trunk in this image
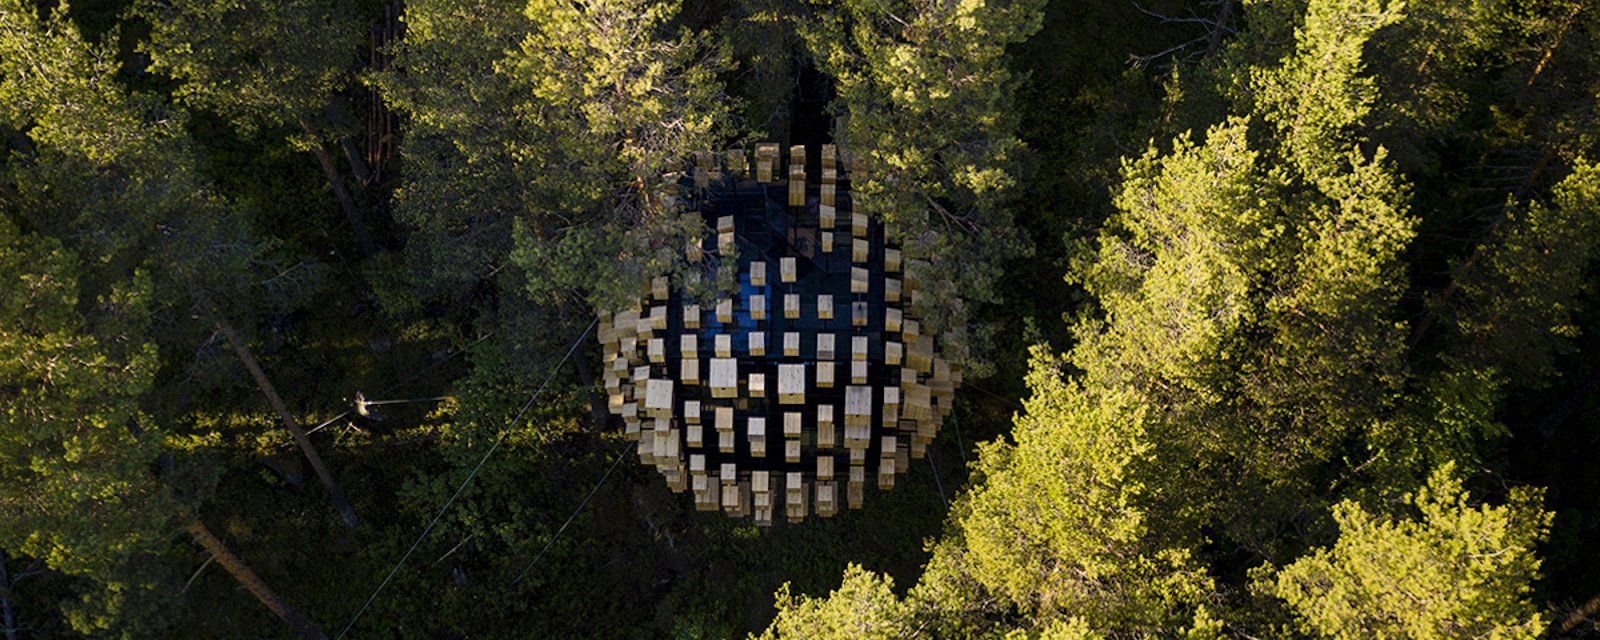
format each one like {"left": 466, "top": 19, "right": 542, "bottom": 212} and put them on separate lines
{"left": 1527, "top": 1, "right": 1587, "bottom": 88}
{"left": 338, "top": 135, "right": 373, "bottom": 185}
{"left": 324, "top": 99, "right": 374, "bottom": 184}
{"left": 1559, "top": 589, "right": 1600, "bottom": 634}
{"left": 0, "top": 550, "right": 17, "bottom": 640}
{"left": 298, "top": 117, "right": 379, "bottom": 257}
{"left": 183, "top": 518, "right": 328, "bottom": 640}
{"left": 1204, "top": 0, "right": 1235, "bottom": 57}
{"left": 196, "top": 290, "right": 361, "bottom": 529}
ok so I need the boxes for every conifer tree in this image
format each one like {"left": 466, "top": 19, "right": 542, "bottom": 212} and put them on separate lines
{"left": 1261, "top": 464, "right": 1551, "bottom": 640}
{"left": 503, "top": 0, "right": 735, "bottom": 312}
{"left": 1, "top": 4, "right": 343, "bottom": 635}
{"left": 760, "top": 565, "right": 916, "bottom": 640}
{"left": 132, "top": 0, "right": 378, "bottom": 255}
{"left": 372, "top": 0, "right": 534, "bottom": 303}
{"left": 799, "top": 0, "right": 1046, "bottom": 367}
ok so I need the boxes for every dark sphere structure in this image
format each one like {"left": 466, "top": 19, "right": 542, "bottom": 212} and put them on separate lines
{"left": 600, "top": 144, "right": 961, "bottom": 525}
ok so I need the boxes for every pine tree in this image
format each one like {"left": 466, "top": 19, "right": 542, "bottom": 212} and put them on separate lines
{"left": 132, "top": 0, "right": 378, "bottom": 255}
{"left": 799, "top": 0, "right": 1046, "bottom": 367}
{"left": 502, "top": 0, "right": 735, "bottom": 312}
{"left": 371, "top": 0, "right": 534, "bottom": 303}
{"left": 760, "top": 564, "right": 917, "bottom": 640}
{"left": 1261, "top": 463, "right": 1551, "bottom": 640}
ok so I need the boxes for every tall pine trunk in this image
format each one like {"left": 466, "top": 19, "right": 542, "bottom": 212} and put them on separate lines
{"left": 183, "top": 517, "right": 328, "bottom": 640}
{"left": 298, "top": 116, "right": 379, "bottom": 257}
{"left": 195, "top": 289, "right": 361, "bottom": 528}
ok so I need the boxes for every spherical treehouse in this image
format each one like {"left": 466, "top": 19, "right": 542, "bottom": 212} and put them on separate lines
{"left": 599, "top": 143, "right": 962, "bottom": 525}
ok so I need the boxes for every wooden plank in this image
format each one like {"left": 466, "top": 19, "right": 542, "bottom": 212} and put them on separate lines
{"left": 848, "top": 466, "right": 864, "bottom": 509}
{"left": 908, "top": 336, "right": 934, "bottom": 373}
{"left": 817, "top": 361, "right": 835, "bottom": 388}
{"left": 747, "top": 372, "right": 766, "bottom": 399}
{"left": 789, "top": 165, "right": 805, "bottom": 206}
{"left": 750, "top": 293, "right": 767, "bottom": 321}
{"left": 710, "top": 358, "right": 738, "bottom": 398}
{"left": 756, "top": 144, "right": 779, "bottom": 183}
{"left": 844, "top": 386, "right": 872, "bottom": 427}
{"left": 903, "top": 382, "right": 933, "bottom": 421}
{"left": 816, "top": 482, "right": 836, "bottom": 518}
{"left": 748, "top": 417, "right": 767, "bottom": 458}
{"left": 778, "top": 364, "right": 806, "bottom": 404}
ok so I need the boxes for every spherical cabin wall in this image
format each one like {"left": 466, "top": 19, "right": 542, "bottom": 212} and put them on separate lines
{"left": 599, "top": 144, "right": 960, "bottom": 525}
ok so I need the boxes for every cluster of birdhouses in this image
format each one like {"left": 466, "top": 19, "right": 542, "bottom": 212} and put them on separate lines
{"left": 597, "top": 142, "right": 962, "bottom": 525}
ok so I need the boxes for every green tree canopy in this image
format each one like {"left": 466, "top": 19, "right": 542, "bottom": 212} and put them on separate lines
{"left": 759, "top": 564, "right": 916, "bottom": 640}
{"left": 1260, "top": 463, "right": 1552, "bottom": 640}
{"left": 131, "top": 0, "right": 361, "bottom": 132}
{"left": 799, "top": 0, "right": 1046, "bottom": 368}
{"left": 504, "top": 0, "right": 736, "bottom": 312}
{"left": 0, "top": 213, "right": 180, "bottom": 637}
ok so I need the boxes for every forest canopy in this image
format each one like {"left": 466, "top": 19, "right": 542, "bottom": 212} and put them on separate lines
{"left": 2, "top": 0, "right": 1599, "bottom": 638}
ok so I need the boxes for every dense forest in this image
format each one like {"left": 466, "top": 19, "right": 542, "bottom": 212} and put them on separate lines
{"left": 2, "top": 0, "right": 1599, "bottom": 637}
